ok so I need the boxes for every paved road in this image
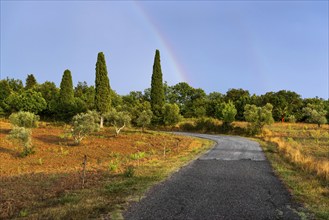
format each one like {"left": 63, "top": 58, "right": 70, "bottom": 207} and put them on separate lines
{"left": 124, "top": 133, "right": 301, "bottom": 220}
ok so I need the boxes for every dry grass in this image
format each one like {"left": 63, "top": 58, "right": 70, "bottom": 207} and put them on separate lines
{"left": 258, "top": 122, "right": 329, "bottom": 219}
{"left": 0, "top": 120, "right": 213, "bottom": 219}
{"left": 261, "top": 123, "right": 329, "bottom": 181}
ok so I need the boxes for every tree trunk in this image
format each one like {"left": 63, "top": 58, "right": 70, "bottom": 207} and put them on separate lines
{"left": 100, "top": 116, "right": 104, "bottom": 128}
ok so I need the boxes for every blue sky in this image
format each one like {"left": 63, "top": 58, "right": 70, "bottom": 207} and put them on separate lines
{"left": 1, "top": 1, "right": 328, "bottom": 99}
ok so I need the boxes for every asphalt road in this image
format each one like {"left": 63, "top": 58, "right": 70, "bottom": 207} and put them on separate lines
{"left": 124, "top": 133, "right": 301, "bottom": 220}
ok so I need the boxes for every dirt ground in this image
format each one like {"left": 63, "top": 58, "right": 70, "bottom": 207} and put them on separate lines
{"left": 0, "top": 120, "right": 203, "bottom": 219}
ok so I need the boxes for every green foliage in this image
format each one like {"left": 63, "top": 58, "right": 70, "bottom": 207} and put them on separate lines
{"left": 162, "top": 103, "right": 182, "bottom": 126}
{"left": 74, "top": 81, "right": 95, "bottom": 110}
{"left": 302, "top": 104, "right": 327, "bottom": 127}
{"left": 8, "top": 127, "right": 34, "bottom": 157}
{"left": 225, "top": 88, "right": 250, "bottom": 121}
{"left": 136, "top": 110, "right": 153, "bottom": 132}
{"left": 9, "top": 111, "right": 40, "bottom": 128}
{"left": 150, "top": 49, "right": 165, "bottom": 119}
{"left": 95, "top": 52, "right": 111, "bottom": 115}
{"left": 59, "top": 69, "right": 75, "bottom": 105}
{"left": 104, "top": 109, "right": 131, "bottom": 136}
{"left": 221, "top": 101, "right": 237, "bottom": 128}
{"left": 286, "top": 115, "right": 297, "bottom": 123}
{"left": 6, "top": 90, "right": 46, "bottom": 114}
{"left": 206, "top": 92, "right": 224, "bottom": 118}
{"left": 244, "top": 103, "right": 274, "bottom": 135}
{"left": 261, "top": 90, "right": 303, "bottom": 122}
{"left": 195, "top": 117, "right": 220, "bottom": 132}
{"left": 124, "top": 165, "right": 135, "bottom": 178}
{"left": 25, "top": 74, "right": 37, "bottom": 89}
{"left": 71, "top": 111, "right": 100, "bottom": 144}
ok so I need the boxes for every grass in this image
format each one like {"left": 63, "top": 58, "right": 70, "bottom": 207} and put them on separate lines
{"left": 0, "top": 120, "right": 213, "bottom": 219}
{"left": 258, "top": 123, "right": 329, "bottom": 219}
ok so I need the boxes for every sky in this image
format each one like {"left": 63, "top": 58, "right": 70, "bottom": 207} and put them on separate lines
{"left": 1, "top": 1, "right": 328, "bottom": 99}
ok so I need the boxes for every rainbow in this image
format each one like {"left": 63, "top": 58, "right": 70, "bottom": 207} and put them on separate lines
{"left": 133, "top": 2, "right": 190, "bottom": 84}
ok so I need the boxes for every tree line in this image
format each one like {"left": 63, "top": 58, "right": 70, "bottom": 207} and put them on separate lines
{"left": 1, "top": 50, "right": 328, "bottom": 128}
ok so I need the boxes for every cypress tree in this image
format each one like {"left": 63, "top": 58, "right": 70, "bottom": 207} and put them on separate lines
{"left": 56, "top": 69, "right": 76, "bottom": 120}
{"left": 95, "top": 52, "right": 111, "bottom": 128}
{"left": 25, "top": 74, "right": 37, "bottom": 89}
{"left": 150, "top": 49, "right": 165, "bottom": 120}
{"left": 59, "top": 69, "right": 74, "bottom": 105}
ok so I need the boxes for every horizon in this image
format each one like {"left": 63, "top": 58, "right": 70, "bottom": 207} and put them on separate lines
{"left": 1, "top": 1, "right": 328, "bottom": 99}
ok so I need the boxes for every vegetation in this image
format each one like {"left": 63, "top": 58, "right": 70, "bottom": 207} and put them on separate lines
{"left": 259, "top": 123, "right": 329, "bottom": 219}
{"left": 221, "top": 101, "right": 237, "bottom": 129}
{"left": 0, "top": 50, "right": 328, "bottom": 219}
{"left": 8, "top": 111, "right": 40, "bottom": 156}
{"left": 95, "top": 52, "right": 111, "bottom": 128}
{"left": 244, "top": 103, "right": 274, "bottom": 135}
{"left": 150, "top": 49, "right": 165, "bottom": 121}
{"left": 71, "top": 111, "right": 100, "bottom": 144}
{"left": 104, "top": 109, "right": 131, "bottom": 136}
{"left": 0, "top": 120, "right": 213, "bottom": 219}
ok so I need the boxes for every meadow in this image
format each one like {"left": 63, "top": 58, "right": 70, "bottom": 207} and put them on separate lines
{"left": 0, "top": 120, "right": 213, "bottom": 219}
{"left": 258, "top": 123, "right": 329, "bottom": 219}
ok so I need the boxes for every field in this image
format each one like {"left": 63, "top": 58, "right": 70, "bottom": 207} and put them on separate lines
{"left": 258, "top": 123, "right": 329, "bottom": 219}
{"left": 0, "top": 120, "right": 213, "bottom": 219}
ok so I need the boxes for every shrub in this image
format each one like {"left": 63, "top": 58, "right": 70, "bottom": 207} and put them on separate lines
{"left": 8, "top": 127, "right": 34, "bottom": 157}
{"left": 9, "top": 111, "right": 40, "bottom": 128}
{"left": 71, "top": 111, "right": 100, "bottom": 144}
{"left": 221, "top": 101, "right": 237, "bottom": 129}
{"left": 124, "top": 165, "right": 135, "bottom": 178}
{"left": 136, "top": 110, "right": 153, "bottom": 132}
{"left": 162, "top": 103, "right": 182, "bottom": 126}
{"left": 244, "top": 103, "right": 274, "bottom": 135}
{"left": 195, "top": 117, "right": 220, "bottom": 132}
{"left": 302, "top": 104, "right": 327, "bottom": 127}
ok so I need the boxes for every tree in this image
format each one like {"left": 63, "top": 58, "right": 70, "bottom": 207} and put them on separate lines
{"left": 54, "top": 69, "right": 76, "bottom": 120}
{"left": 95, "top": 52, "right": 111, "bottom": 128}
{"left": 244, "top": 103, "right": 274, "bottom": 135}
{"left": 302, "top": 103, "right": 327, "bottom": 127}
{"left": 136, "top": 110, "right": 153, "bottom": 132}
{"left": 25, "top": 74, "right": 37, "bottom": 89}
{"left": 150, "top": 49, "right": 165, "bottom": 120}
{"left": 71, "top": 111, "right": 100, "bottom": 144}
{"left": 261, "top": 90, "right": 302, "bottom": 122}
{"left": 104, "top": 109, "right": 131, "bottom": 136}
{"left": 206, "top": 92, "right": 224, "bottom": 118}
{"left": 162, "top": 103, "right": 182, "bottom": 126}
{"left": 59, "top": 69, "right": 74, "bottom": 105}
{"left": 8, "top": 90, "right": 46, "bottom": 114}
{"left": 8, "top": 111, "right": 40, "bottom": 157}
{"left": 225, "top": 88, "right": 250, "bottom": 121}
{"left": 221, "top": 101, "right": 237, "bottom": 128}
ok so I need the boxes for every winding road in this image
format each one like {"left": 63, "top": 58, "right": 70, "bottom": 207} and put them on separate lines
{"left": 124, "top": 133, "right": 301, "bottom": 220}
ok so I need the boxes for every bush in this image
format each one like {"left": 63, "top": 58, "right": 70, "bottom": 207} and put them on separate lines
{"left": 244, "top": 103, "right": 274, "bottom": 135}
{"left": 221, "top": 101, "right": 237, "bottom": 129}
{"left": 136, "top": 110, "right": 153, "bottom": 132}
{"left": 8, "top": 127, "right": 34, "bottom": 157}
{"left": 162, "top": 103, "right": 182, "bottom": 126}
{"left": 71, "top": 111, "right": 100, "bottom": 144}
{"left": 195, "top": 117, "right": 220, "bottom": 132}
{"left": 9, "top": 111, "right": 40, "bottom": 128}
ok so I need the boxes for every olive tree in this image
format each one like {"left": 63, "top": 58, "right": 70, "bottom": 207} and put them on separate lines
{"left": 71, "top": 111, "right": 100, "bottom": 144}
{"left": 136, "top": 110, "right": 153, "bottom": 132}
{"left": 244, "top": 103, "right": 274, "bottom": 135}
{"left": 8, "top": 111, "right": 40, "bottom": 156}
{"left": 104, "top": 109, "right": 131, "bottom": 136}
{"left": 302, "top": 104, "right": 327, "bottom": 127}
